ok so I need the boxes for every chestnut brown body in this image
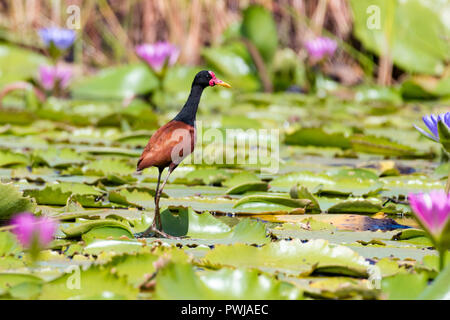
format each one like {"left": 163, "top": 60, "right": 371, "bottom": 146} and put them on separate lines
{"left": 137, "top": 120, "right": 195, "bottom": 171}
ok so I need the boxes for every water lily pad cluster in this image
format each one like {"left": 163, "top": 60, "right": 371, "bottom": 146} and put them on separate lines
{"left": 0, "top": 87, "right": 448, "bottom": 300}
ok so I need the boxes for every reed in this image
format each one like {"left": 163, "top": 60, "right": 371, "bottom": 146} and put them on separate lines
{"left": 0, "top": 0, "right": 369, "bottom": 82}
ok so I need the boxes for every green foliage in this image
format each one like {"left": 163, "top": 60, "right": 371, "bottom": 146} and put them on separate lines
{"left": 241, "top": 5, "right": 278, "bottom": 64}
{"left": 0, "top": 183, "right": 35, "bottom": 219}
{"left": 39, "top": 266, "right": 139, "bottom": 300}
{"left": 418, "top": 263, "right": 450, "bottom": 299}
{"left": 350, "top": 0, "right": 449, "bottom": 75}
{"left": 71, "top": 63, "right": 159, "bottom": 100}
{"left": 203, "top": 239, "right": 370, "bottom": 277}
{"left": 155, "top": 263, "right": 301, "bottom": 300}
{"left": 0, "top": 44, "right": 48, "bottom": 87}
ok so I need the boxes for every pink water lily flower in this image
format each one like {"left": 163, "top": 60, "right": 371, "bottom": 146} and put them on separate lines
{"left": 408, "top": 190, "right": 450, "bottom": 245}
{"left": 304, "top": 37, "right": 337, "bottom": 60}
{"left": 11, "top": 212, "right": 57, "bottom": 249}
{"left": 39, "top": 64, "right": 73, "bottom": 91}
{"left": 136, "top": 42, "right": 180, "bottom": 72}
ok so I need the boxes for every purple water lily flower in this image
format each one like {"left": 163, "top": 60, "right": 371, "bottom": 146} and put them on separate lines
{"left": 414, "top": 112, "right": 450, "bottom": 142}
{"left": 11, "top": 212, "right": 57, "bottom": 249}
{"left": 408, "top": 191, "right": 450, "bottom": 242}
{"left": 304, "top": 37, "right": 337, "bottom": 60}
{"left": 38, "top": 27, "right": 76, "bottom": 50}
{"left": 39, "top": 64, "right": 72, "bottom": 91}
{"left": 136, "top": 42, "right": 180, "bottom": 72}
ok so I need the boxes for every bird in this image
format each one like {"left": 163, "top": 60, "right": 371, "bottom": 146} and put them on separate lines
{"left": 136, "top": 70, "right": 231, "bottom": 238}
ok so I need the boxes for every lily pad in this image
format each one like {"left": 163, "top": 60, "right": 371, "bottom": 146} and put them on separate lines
{"left": 39, "top": 266, "right": 139, "bottom": 300}
{"left": 202, "top": 239, "right": 370, "bottom": 277}
{"left": 0, "top": 183, "right": 35, "bottom": 219}
{"left": 155, "top": 263, "right": 301, "bottom": 300}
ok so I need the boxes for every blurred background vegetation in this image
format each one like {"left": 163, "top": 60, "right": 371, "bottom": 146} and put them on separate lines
{"left": 0, "top": 0, "right": 449, "bottom": 108}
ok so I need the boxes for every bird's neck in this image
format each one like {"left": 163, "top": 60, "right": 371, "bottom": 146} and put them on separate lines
{"left": 173, "top": 84, "right": 204, "bottom": 126}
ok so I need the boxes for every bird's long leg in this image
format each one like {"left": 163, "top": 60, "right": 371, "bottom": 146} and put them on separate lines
{"left": 151, "top": 168, "right": 163, "bottom": 231}
{"left": 153, "top": 168, "right": 173, "bottom": 230}
{"left": 140, "top": 166, "right": 179, "bottom": 239}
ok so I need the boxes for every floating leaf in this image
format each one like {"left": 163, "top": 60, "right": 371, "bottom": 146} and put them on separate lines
{"left": 351, "top": 135, "right": 417, "bottom": 157}
{"left": 203, "top": 239, "right": 370, "bottom": 277}
{"left": 381, "top": 273, "right": 428, "bottom": 300}
{"left": 234, "top": 195, "right": 311, "bottom": 209}
{"left": 61, "top": 219, "right": 133, "bottom": 238}
{"left": 39, "top": 266, "right": 139, "bottom": 300}
{"left": 83, "top": 239, "right": 143, "bottom": 256}
{"left": 0, "top": 150, "right": 28, "bottom": 167}
{"left": 155, "top": 263, "right": 301, "bottom": 300}
{"left": 32, "top": 148, "right": 87, "bottom": 168}
{"left": 418, "top": 263, "right": 450, "bottom": 300}
{"left": 23, "top": 182, "right": 108, "bottom": 207}
{"left": 285, "top": 128, "right": 351, "bottom": 149}
{"left": 161, "top": 207, "right": 269, "bottom": 244}
{"left": 0, "top": 183, "right": 35, "bottom": 220}
{"left": 225, "top": 182, "right": 268, "bottom": 195}
{"left": 183, "top": 168, "right": 231, "bottom": 185}
{"left": 0, "top": 273, "right": 43, "bottom": 299}
{"left": 271, "top": 171, "right": 382, "bottom": 196}
{"left": 0, "top": 232, "right": 20, "bottom": 256}
{"left": 81, "top": 226, "right": 134, "bottom": 243}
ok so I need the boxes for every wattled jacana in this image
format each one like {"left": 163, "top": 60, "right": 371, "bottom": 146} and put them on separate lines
{"left": 136, "top": 70, "right": 231, "bottom": 238}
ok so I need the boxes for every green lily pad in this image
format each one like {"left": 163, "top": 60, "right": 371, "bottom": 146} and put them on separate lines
{"left": 0, "top": 232, "right": 20, "bottom": 256}
{"left": 161, "top": 207, "right": 269, "bottom": 244}
{"left": 234, "top": 195, "right": 311, "bottom": 209}
{"left": 270, "top": 171, "right": 382, "bottom": 196}
{"left": 61, "top": 219, "right": 133, "bottom": 238}
{"left": 155, "top": 263, "right": 301, "bottom": 300}
{"left": 39, "top": 266, "right": 139, "bottom": 300}
{"left": 0, "top": 183, "right": 35, "bottom": 219}
{"left": 81, "top": 226, "right": 134, "bottom": 243}
{"left": 225, "top": 182, "right": 268, "bottom": 195}
{"left": 418, "top": 263, "right": 450, "bottom": 300}
{"left": 285, "top": 128, "right": 352, "bottom": 149}
{"left": 381, "top": 273, "right": 428, "bottom": 300}
{"left": 32, "top": 148, "right": 87, "bottom": 168}
{"left": 23, "top": 182, "right": 108, "bottom": 207}
{"left": 202, "top": 239, "right": 370, "bottom": 277}
{"left": 83, "top": 239, "right": 143, "bottom": 256}
{"left": 0, "top": 273, "right": 43, "bottom": 299}
{"left": 0, "top": 150, "right": 29, "bottom": 167}
{"left": 183, "top": 168, "right": 231, "bottom": 185}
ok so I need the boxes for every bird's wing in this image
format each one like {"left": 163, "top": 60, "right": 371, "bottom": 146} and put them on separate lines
{"left": 137, "top": 121, "right": 195, "bottom": 171}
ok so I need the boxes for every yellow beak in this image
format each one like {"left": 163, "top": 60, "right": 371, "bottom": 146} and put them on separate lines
{"left": 216, "top": 81, "right": 232, "bottom": 88}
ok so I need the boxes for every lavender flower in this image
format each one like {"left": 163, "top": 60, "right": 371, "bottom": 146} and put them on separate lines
{"left": 38, "top": 27, "right": 76, "bottom": 50}
{"left": 414, "top": 112, "right": 450, "bottom": 142}
{"left": 39, "top": 64, "right": 72, "bottom": 91}
{"left": 304, "top": 37, "right": 337, "bottom": 60}
{"left": 11, "top": 212, "right": 57, "bottom": 249}
{"left": 136, "top": 42, "right": 180, "bottom": 72}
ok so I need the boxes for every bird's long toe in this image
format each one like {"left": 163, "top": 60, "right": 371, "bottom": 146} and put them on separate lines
{"left": 133, "top": 228, "right": 183, "bottom": 240}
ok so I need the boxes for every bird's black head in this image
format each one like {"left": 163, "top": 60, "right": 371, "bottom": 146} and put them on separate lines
{"left": 192, "top": 70, "right": 231, "bottom": 89}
